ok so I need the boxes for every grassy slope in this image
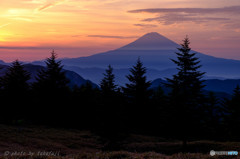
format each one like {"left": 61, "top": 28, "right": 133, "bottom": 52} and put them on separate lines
{"left": 0, "top": 124, "right": 239, "bottom": 159}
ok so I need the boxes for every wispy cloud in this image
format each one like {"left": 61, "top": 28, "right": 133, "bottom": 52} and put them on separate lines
{"left": 143, "top": 13, "right": 230, "bottom": 25}
{"left": 87, "top": 35, "right": 139, "bottom": 39}
{"left": 23, "top": 0, "right": 46, "bottom": 4}
{"left": 0, "top": 23, "right": 11, "bottom": 29}
{"left": 129, "top": 6, "right": 240, "bottom": 26}
{"left": 10, "top": 17, "right": 33, "bottom": 22}
{"left": 0, "top": 46, "right": 61, "bottom": 50}
{"left": 128, "top": 6, "right": 240, "bottom": 14}
{"left": 3, "top": 9, "right": 35, "bottom": 22}
{"left": 0, "top": 46, "right": 45, "bottom": 50}
{"left": 35, "top": 0, "right": 67, "bottom": 12}
{"left": 134, "top": 23, "right": 158, "bottom": 28}
{"left": 71, "top": 35, "right": 83, "bottom": 38}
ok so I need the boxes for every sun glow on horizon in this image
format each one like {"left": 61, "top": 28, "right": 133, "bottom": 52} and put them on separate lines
{"left": 0, "top": 0, "right": 240, "bottom": 62}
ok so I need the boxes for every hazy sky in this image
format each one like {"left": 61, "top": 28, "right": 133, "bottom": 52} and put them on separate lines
{"left": 0, "top": 0, "right": 240, "bottom": 62}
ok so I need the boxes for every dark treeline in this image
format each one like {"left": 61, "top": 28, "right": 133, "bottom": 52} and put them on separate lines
{"left": 0, "top": 37, "right": 240, "bottom": 149}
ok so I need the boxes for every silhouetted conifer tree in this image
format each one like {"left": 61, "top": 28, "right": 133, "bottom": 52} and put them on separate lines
{"left": 1, "top": 60, "right": 30, "bottom": 93}
{"left": 224, "top": 85, "right": 240, "bottom": 139}
{"left": 32, "top": 51, "right": 70, "bottom": 125}
{"left": 165, "top": 36, "right": 205, "bottom": 149}
{"left": 0, "top": 60, "right": 30, "bottom": 123}
{"left": 203, "top": 92, "right": 222, "bottom": 139}
{"left": 71, "top": 82, "right": 100, "bottom": 129}
{"left": 150, "top": 86, "right": 168, "bottom": 135}
{"left": 33, "top": 51, "right": 69, "bottom": 94}
{"left": 123, "top": 58, "right": 152, "bottom": 132}
{"left": 99, "top": 65, "right": 126, "bottom": 150}
{"left": 123, "top": 58, "right": 151, "bottom": 106}
{"left": 100, "top": 65, "right": 117, "bottom": 95}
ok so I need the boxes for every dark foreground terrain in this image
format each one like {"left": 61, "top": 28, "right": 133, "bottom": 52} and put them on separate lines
{"left": 0, "top": 124, "right": 239, "bottom": 159}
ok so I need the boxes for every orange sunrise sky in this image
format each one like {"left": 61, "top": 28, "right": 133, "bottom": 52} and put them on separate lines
{"left": 0, "top": 0, "right": 240, "bottom": 62}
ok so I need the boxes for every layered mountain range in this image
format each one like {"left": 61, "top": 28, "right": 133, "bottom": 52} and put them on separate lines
{"left": 12, "top": 32, "right": 240, "bottom": 94}
{"left": 0, "top": 64, "right": 97, "bottom": 88}
{"left": 41, "top": 32, "right": 240, "bottom": 85}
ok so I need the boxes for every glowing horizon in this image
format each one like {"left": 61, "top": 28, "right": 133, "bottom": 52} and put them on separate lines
{"left": 0, "top": 0, "right": 240, "bottom": 62}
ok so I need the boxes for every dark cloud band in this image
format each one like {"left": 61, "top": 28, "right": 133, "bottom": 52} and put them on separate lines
{"left": 128, "top": 6, "right": 240, "bottom": 14}
{"left": 143, "top": 13, "right": 230, "bottom": 25}
{"left": 128, "top": 6, "right": 240, "bottom": 26}
{"left": 87, "top": 35, "right": 139, "bottom": 39}
{"left": 134, "top": 24, "right": 158, "bottom": 28}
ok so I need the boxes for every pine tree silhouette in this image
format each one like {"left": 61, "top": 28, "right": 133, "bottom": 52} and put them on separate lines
{"left": 151, "top": 86, "right": 168, "bottom": 134}
{"left": 33, "top": 50, "right": 69, "bottom": 94}
{"left": 32, "top": 50, "right": 70, "bottom": 125}
{"left": 224, "top": 85, "right": 240, "bottom": 138}
{"left": 100, "top": 65, "right": 117, "bottom": 95}
{"left": 1, "top": 60, "right": 30, "bottom": 93}
{"left": 165, "top": 36, "right": 205, "bottom": 149}
{"left": 99, "top": 65, "right": 118, "bottom": 124}
{"left": 99, "top": 65, "right": 123, "bottom": 150}
{"left": 203, "top": 92, "right": 221, "bottom": 139}
{"left": 0, "top": 60, "right": 31, "bottom": 123}
{"left": 123, "top": 58, "right": 151, "bottom": 106}
{"left": 123, "top": 58, "right": 152, "bottom": 132}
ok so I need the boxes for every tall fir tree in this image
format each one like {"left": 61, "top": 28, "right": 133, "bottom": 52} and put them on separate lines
{"left": 123, "top": 58, "right": 152, "bottom": 132}
{"left": 100, "top": 65, "right": 117, "bottom": 96}
{"left": 0, "top": 60, "right": 30, "bottom": 94}
{"left": 0, "top": 60, "right": 31, "bottom": 122}
{"left": 32, "top": 51, "right": 70, "bottom": 125}
{"left": 33, "top": 50, "right": 69, "bottom": 94}
{"left": 165, "top": 36, "right": 205, "bottom": 148}
{"left": 224, "top": 85, "right": 240, "bottom": 138}
{"left": 203, "top": 92, "right": 221, "bottom": 139}
{"left": 123, "top": 58, "right": 151, "bottom": 106}
{"left": 99, "top": 65, "right": 124, "bottom": 150}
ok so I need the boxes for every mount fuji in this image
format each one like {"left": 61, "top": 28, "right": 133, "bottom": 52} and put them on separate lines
{"left": 33, "top": 32, "right": 240, "bottom": 85}
{"left": 61, "top": 32, "right": 181, "bottom": 69}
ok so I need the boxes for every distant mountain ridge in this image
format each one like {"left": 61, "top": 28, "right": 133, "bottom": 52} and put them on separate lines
{"left": 32, "top": 32, "right": 240, "bottom": 84}
{"left": 151, "top": 78, "right": 238, "bottom": 97}
{"left": 0, "top": 64, "right": 97, "bottom": 88}
{"left": 60, "top": 32, "right": 240, "bottom": 79}
{"left": 0, "top": 63, "right": 238, "bottom": 94}
{"left": 64, "top": 65, "right": 227, "bottom": 86}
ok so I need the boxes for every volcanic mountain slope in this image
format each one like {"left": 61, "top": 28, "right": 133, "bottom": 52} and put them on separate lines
{"left": 61, "top": 32, "right": 180, "bottom": 69}
{"left": 32, "top": 32, "right": 240, "bottom": 85}
{"left": 61, "top": 32, "right": 240, "bottom": 78}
